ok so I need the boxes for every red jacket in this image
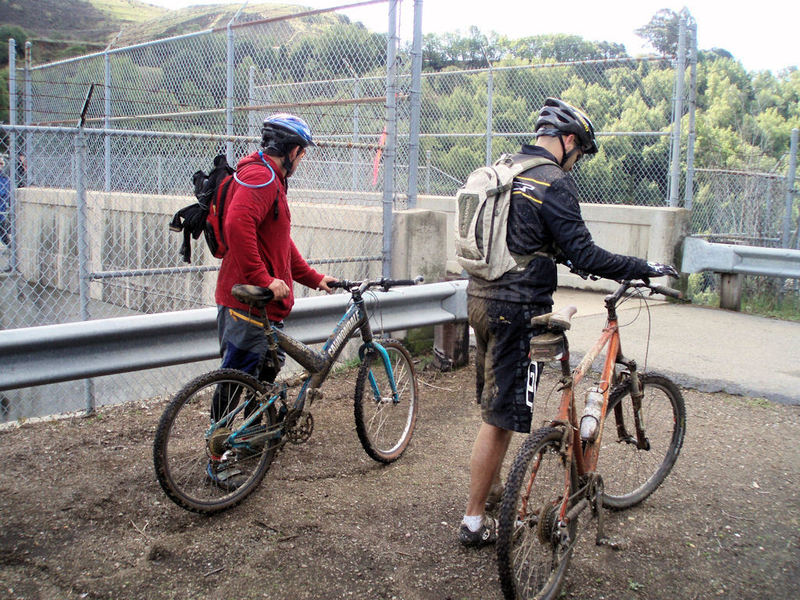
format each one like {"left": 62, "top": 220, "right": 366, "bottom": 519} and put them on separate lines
{"left": 214, "top": 152, "right": 324, "bottom": 321}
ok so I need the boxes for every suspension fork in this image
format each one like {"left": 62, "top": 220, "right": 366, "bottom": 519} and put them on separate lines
{"left": 359, "top": 340, "right": 398, "bottom": 403}
{"left": 615, "top": 357, "right": 650, "bottom": 450}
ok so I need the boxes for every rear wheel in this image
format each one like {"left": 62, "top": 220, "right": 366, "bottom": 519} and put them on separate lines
{"left": 497, "top": 427, "right": 578, "bottom": 600}
{"left": 599, "top": 373, "right": 686, "bottom": 510}
{"left": 354, "top": 340, "right": 418, "bottom": 463}
{"left": 153, "top": 369, "right": 279, "bottom": 514}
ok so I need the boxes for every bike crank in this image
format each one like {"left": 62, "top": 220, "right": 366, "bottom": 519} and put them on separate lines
{"left": 285, "top": 410, "right": 314, "bottom": 444}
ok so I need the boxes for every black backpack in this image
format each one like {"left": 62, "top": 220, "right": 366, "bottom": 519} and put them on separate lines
{"left": 169, "top": 154, "right": 234, "bottom": 263}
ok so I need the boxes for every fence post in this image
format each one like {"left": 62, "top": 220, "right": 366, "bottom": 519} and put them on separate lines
{"left": 226, "top": 9, "right": 240, "bottom": 163}
{"left": 684, "top": 22, "right": 698, "bottom": 211}
{"left": 668, "top": 12, "right": 687, "bottom": 208}
{"left": 405, "top": 0, "right": 423, "bottom": 209}
{"left": 382, "top": 0, "right": 399, "bottom": 278}
{"left": 352, "top": 75, "right": 360, "bottom": 190}
{"left": 425, "top": 149, "right": 431, "bottom": 194}
{"left": 23, "top": 42, "right": 31, "bottom": 188}
{"left": 104, "top": 50, "right": 112, "bottom": 192}
{"left": 485, "top": 66, "right": 494, "bottom": 166}
{"left": 8, "top": 39, "right": 18, "bottom": 274}
{"left": 783, "top": 128, "right": 798, "bottom": 248}
{"left": 75, "top": 130, "right": 96, "bottom": 414}
{"left": 248, "top": 65, "right": 257, "bottom": 137}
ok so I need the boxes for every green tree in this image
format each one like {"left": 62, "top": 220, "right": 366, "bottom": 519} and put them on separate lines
{"left": 635, "top": 8, "right": 695, "bottom": 56}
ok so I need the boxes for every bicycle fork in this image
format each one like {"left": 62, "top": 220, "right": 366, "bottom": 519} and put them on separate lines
{"left": 615, "top": 358, "right": 651, "bottom": 451}
{"left": 360, "top": 341, "right": 399, "bottom": 404}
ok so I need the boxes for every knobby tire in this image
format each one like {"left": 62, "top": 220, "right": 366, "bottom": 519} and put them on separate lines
{"left": 353, "top": 339, "right": 419, "bottom": 463}
{"left": 599, "top": 373, "right": 686, "bottom": 510}
{"left": 153, "top": 369, "right": 278, "bottom": 514}
{"left": 497, "top": 426, "right": 579, "bottom": 600}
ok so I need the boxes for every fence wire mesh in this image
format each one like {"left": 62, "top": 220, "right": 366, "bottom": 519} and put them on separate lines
{"left": 691, "top": 168, "right": 791, "bottom": 247}
{"left": 3, "top": 1, "right": 798, "bottom": 421}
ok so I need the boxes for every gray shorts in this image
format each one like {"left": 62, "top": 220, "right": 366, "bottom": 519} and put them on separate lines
{"left": 217, "top": 306, "right": 285, "bottom": 379}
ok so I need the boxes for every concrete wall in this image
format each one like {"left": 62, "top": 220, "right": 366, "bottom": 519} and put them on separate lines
{"left": 416, "top": 194, "right": 689, "bottom": 292}
{"left": 12, "top": 187, "right": 686, "bottom": 313}
{"left": 11, "top": 188, "right": 444, "bottom": 313}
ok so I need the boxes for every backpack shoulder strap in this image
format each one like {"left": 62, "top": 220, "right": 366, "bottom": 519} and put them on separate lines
{"left": 495, "top": 154, "right": 559, "bottom": 177}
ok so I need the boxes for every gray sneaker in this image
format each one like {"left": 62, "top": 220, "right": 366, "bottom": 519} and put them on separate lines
{"left": 459, "top": 516, "right": 498, "bottom": 548}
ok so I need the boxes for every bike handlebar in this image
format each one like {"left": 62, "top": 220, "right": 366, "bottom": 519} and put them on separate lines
{"left": 647, "top": 283, "right": 684, "bottom": 300}
{"left": 328, "top": 275, "right": 424, "bottom": 293}
{"left": 614, "top": 279, "right": 686, "bottom": 303}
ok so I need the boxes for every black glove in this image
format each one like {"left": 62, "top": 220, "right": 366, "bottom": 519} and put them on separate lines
{"left": 645, "top": 262, "right": 679, "bottom": 279}
{"left": 169, "top": 203, "right": 208, "bottom": 263}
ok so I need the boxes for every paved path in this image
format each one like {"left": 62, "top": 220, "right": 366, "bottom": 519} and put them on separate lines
{"left": 551, "top": 287, "right": 800, "bottom": 405}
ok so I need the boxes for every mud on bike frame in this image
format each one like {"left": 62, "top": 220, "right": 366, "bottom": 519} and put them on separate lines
{"left": 536, "top": 280, "right": 683, "bottom": 495}
{"left": 225, "top": 276, "right": 424, "bottom": 441}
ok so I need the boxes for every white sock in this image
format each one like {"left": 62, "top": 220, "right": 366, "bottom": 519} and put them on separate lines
{"left": 462, "top": 515, "right": 483, "bottom": 532}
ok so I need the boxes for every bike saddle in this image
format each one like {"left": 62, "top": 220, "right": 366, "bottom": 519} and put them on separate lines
{"left": 531, "top": 305, "right": 578, "bottom": 332}
{"left": 231, "top": 284, "right": 275, "bottom": 308}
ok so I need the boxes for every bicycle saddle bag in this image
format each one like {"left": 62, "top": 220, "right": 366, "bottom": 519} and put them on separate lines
{"left": 529, "top": 332, "right": 565, "bottom": 361}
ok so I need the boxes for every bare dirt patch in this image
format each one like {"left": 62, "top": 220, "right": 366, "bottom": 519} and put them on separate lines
{"left": 1, "top": 359, "right": 799, "bottom": 600}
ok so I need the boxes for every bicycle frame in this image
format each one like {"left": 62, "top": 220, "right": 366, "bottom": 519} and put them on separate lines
{"left": 546, "top": 289, "right": 647, "bottom": 523}
{"left": 221, "top": 285, "right": 398, "bottom": 447}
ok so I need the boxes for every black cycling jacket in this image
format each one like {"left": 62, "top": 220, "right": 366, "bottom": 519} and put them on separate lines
{"left": 468, "top": 145, "right": 650, "bottom": 305}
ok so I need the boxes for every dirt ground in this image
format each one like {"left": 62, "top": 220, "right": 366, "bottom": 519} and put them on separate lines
{"left": 1, "top": 358, "right": 799, "bottom": 600}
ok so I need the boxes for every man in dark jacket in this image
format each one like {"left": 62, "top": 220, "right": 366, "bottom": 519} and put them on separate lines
{"left": 459, "top": 98, "right": 677, "bottom": 546}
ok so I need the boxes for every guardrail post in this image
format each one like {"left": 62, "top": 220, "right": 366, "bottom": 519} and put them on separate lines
{"left": 719, "top": 273, "right": 742, "bottom": 311}
{"left": 433, "top": 275, "right": 469, "bottom": 371}
{"left": 783, "top": 128, "right": 798, "bottom": 249}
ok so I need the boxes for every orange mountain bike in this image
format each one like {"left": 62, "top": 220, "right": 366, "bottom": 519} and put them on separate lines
{"left": 496, "top": 278, "right": 687, "bottom": 600}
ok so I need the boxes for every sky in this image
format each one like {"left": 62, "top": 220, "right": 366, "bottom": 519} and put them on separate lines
{"left": 142, "top": 0, "right": 798, "bottom": 74}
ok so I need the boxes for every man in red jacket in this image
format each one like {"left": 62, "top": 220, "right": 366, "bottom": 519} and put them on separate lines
{"left": 210, "top": 114, "right": 336, "bottom": 454}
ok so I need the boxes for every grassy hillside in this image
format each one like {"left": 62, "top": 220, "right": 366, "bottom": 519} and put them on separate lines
{"left": 0, "top": 1, "right": 333, "bottom": 64}
{"left": 0, "top": 0, "right": 166, "bottom": 43}
{"left": 115, "top": 3, "right": 331, "bottom": 47}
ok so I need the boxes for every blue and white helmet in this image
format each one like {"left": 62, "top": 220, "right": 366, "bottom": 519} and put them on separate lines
{"left": 261, "top": 113, "right": 315, "bottom": 149}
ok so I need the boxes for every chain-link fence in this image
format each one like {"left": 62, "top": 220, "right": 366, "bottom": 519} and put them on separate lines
{"left": 691, "top": 168, "right": 792, "bottom": 247}
{"left": 412, "top": 59, "right": 677, "bottom": 205}
{"left": 4, "top": 2, "right": 799, "bottom": 420}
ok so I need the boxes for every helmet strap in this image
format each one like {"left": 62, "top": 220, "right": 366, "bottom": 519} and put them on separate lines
{"left": 557, "top": 134, "right": 580, "bottom": 168}
{"left": 557, "top": 135, "right": 568, "bottom": 167}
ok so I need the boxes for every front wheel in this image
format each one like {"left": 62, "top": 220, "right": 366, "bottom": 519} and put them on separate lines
{"left": 153, "top": 369, "right": 279, "bottom": 514}
{"left": 354, "top": 339, "right": 419, "bottom": 463}
{"left": 599, "top": 373, "right": 686, "bottom": 510}
{"left": 497, "top": 427, "right": 579, "bottom": 600}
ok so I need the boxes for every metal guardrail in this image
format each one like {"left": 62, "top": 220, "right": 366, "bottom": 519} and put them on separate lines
{"left": 681, "top": 236, "right": 800, "bottom": 310}
{"left": 682, "top": 237, "right": 800, "bottom": 278}
{"left": 0, "top": 281, "right": 468, "bottom": 392}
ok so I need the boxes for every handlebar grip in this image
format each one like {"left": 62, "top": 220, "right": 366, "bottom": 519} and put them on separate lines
{"left": 650, "top": 284, "right": 683, "bottom": 300}
{"left": 383, "top": 276, "right": 424, "bottom": 288}
{"left": 328, "top": 280, "right": 352, "bottom": 290}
